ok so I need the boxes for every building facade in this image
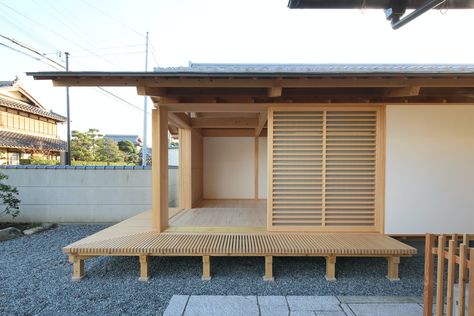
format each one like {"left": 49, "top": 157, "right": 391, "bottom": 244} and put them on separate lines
{"left": 0, "top": 80, "right": 67, "bottom": 165}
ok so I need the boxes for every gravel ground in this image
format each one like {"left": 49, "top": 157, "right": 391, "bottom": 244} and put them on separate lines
{"left": 0, "top": 225, "right": 424, "bottom": 315}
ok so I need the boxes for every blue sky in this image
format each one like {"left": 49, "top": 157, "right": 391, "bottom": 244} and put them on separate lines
{"left": 0, "top": 0, "right": 473, "bottom": 142}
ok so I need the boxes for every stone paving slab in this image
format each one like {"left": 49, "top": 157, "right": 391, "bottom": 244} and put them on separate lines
{"left": 286, "top": 296, "right": 341, "bottom": 312}
{"left": 163, "top": 295, "right": 426, "bottom": 316}
{"left": 183, "top": 295, "right": 258, "bottom": 316}
{"left": 348, "top": 303, "right": 423, "bottom": 316}
{"left": 338, "top": 296, "right": 423, "bottom": 304}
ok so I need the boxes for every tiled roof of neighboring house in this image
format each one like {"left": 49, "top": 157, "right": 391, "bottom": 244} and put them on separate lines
{"left": 103, "top": 134, "right": 142, "bottom": 146}
{"left": 0, "top": 95, "right": 67, "bottom": 122}
{"left": 0, "top": 130, "right": 67, "bottom": 152}
{"left": 154, "top": 63, "right": 474, "bottom": 75}
{"left": 0, "top": 81, "right": 15, "bottom": 87}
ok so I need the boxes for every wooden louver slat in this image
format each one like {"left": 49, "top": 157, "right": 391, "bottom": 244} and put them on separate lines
{"left": 269, "top": 107, "right": 382, "bottom": 232}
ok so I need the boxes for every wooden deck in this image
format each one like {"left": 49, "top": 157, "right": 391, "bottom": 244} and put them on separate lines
{"left": 65, "top": 210, "right": 416, "bottom": 282}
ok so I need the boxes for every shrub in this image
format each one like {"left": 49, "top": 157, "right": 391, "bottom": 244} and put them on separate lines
{"left": 0, "top": 172, "right": 20, "bottom": 218}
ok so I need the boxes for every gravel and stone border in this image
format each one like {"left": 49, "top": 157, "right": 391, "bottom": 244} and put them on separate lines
{"left": 0, "top": 224, "right": 425, "bottom": 315}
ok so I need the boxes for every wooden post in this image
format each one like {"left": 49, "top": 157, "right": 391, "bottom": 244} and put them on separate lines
{"left": 386, "top": 257, "right": 400, "bottom": 281}
{"left": 424, "top": 233, "right": 436, "bottom": 316}
{"left": 468, "top": 249, "right": 474, "bottom": 316}
{"left": 446, "top": 240, "right": 455, "bottom": 316}
{"left": 72, "top": 256, "right": 84, "bottom": 281}
{"left": 263, "top": 255, "right": 274, "bottom": 281}
{"left": 254, "top": 136, "right": 259, "bottom": 200}
{"left": 436, "top": 235, "right": 446, "bottom": 316}
{"left": 202, "top": 256, "right": 211, "bottom": 281}
{"left": 152, "top": 107, "right": 169, "bottom": 232}
{"left": 139, "top": 255, "right": 150, "bottom": 281}
{"left": 325, "top": 256, "right": 336, "bottom": 281}
{"left": 458, "top": 243, "right": 467, "bottom": 316}
{"left": 178, "top": 128, "right": 192, "bottom": 210}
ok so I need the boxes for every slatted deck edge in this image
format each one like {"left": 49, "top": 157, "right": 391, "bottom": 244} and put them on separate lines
{"left": 64, "top": 232, "right": 417, "bottom": 257}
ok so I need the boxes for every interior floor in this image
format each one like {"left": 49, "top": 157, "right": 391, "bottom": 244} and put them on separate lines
{"left": 168, "top": 199, "right": 267, "bottom": 230}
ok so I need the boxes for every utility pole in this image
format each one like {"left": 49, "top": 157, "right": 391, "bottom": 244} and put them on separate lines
{"left": 65, "top": 52, "right": 71, "bottom": 165}
{"left": 142, "top": 32, "right": 149, "bottom": 166}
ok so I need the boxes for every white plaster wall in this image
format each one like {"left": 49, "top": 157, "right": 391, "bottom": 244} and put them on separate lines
{"left": 258, "top": 137, "right": 268, "bottom": 199}
{"left": 0, "top": 168, "right": 178, "bottom": 223}
{"left": 203, "top": 137, "right": 255, "bottom": 199}
{"left": 385, "top": 105, "right": 474, "bottom": 234}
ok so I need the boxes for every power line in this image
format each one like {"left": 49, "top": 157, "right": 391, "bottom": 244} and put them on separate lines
{"left": 81, "top": 0, "right": 146, "bottom": 38}
{"left": 0, "top": 2, "right": 125, "bottom": 70}
{"left": 0, "top": 36, "right": 149, "bottom": 115}
{"left": 0, "top": 33, "right": 64, "bottom": 69}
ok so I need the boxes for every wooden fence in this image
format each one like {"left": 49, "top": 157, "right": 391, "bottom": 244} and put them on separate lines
{"left": 424, "top": 233, "right": 473, "bottom": 316}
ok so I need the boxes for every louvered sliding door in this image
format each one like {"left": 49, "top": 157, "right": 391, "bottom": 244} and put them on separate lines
{"left": 268, "top": 107, "right": 384, "bottom": 232}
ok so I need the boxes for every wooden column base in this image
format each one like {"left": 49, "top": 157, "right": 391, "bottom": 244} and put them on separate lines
{"left": 263, "top": 255, "right": 274, "bottom": 281}
{"left": 386, "top": 257, "right": 400, "bottom": 281}
{"left": 325, "top": 256, "right": 336, "bottom": 281}
{"left": 72, "top": 256, "right": 84, "bottom": 281}
{"left": 202, "top": 255, "right": 211, "bottom": 281}
{"left": 139, "top": 255, "right": 150, "bottom": 281}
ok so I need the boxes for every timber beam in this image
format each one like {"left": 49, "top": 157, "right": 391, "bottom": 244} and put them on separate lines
{"left": 137, "top": 86, "right": 167, "bottom": 96}
{"left": 191, "top": 117, "right": 258, "bottom": 129}
{"left": 169, "top": 112, "right": 191, "bottom": 129}
{"left": 46, "top": 76, "right": 474, "bottom": 88}
{"left": 385, "top": 86, "right": 421, "bottom": 97}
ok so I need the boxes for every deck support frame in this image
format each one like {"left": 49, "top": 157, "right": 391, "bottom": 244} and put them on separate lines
{"left": 263, "top": 255, "right": 274, "bottom": 281}
{"left": 202, "top": 255, "right": 211, "bottom": 281}
{"left": 139, "top": 255, "right": 150, "bottom": 281}
{"left": 72, "top": 257, "right": 84, "bottom": 281}
{"left": 325, "top": 256, "right": 336, "bottom": 281}
{"left": 386, "top": 256, "right": 400, "bottom": 281}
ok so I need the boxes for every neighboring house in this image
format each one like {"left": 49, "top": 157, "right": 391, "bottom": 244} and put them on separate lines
{"left": 0, "top": 80, "right": 67, "bottom": 165}
{"left": 29, "top": 64, "right": 473, "bottom": 282}
{"left": 103, "top": 134, "right": 142, "bottom": 148}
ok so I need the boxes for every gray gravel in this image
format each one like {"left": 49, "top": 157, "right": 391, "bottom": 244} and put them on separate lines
{"left": 0, "top": 225, "right": 424, "bottom": 315}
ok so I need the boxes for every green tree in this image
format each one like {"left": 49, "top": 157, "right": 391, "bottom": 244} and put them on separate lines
{"left": 96, "top": 138, "right": 124, "bottom": 163}
{"left": 118, "top": 140, "right": 139, "bottom": 164}
{"left": 0, "top": 172, "right": 20, "bottom": 218}
{"left": 71, "top": 128, "right": 102, "bottom": 161}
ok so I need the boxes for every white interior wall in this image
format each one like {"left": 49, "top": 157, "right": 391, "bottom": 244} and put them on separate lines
{"left": 203, "top": 137, "right": 255, "bottom": 199}
{"left": 385, "top": 105, "right": 474, "bottom": 234}
{"left": 202, "top": 137, "right": 268, "bottom": 199}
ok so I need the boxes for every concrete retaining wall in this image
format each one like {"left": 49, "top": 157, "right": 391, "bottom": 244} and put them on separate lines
{"left": 0, "top": 167, "right": 178, "bottom": 223}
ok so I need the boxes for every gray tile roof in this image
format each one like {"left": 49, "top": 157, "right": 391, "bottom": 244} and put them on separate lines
{"left": 0, "top": 95, "right": 67, "bottom": 122}
{"left": 154, "top": 63, "right": 474, "bottom": 75}
{"left": 0, "top": 130, "right": 66, "bottom": 152}
{"left": 103, "top": 134, "right": 142, "bottom": 146}
{"left": 0, "top": 81, "right": 15, "bottom": 87}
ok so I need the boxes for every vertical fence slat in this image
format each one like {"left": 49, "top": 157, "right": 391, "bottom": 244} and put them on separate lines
{"left": 468, "top": 249, "right": 474, "bottom": 316}
{"left": 436, "top": 235, "right": 446, "bottom": 316}
{"left": 424, "top": 233, "right": 436, "bottom": 316}
{"left": 464, "top": 234, "right": 470, "bottom": 283}
{"left": 446, "top": 240, "right": 456, "bottom": 316}
{"left": 458, "top": 243, "right": 467, "bottom": 316}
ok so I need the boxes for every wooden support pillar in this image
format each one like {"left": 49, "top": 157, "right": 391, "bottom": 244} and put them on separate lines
{"left": 423, "top": 233, "right": 435, "bottom": 316}
{"left": 139, "top": 255, "right": 150, "bottom": 281}
{"left": 72, "top": 256, "right": 84, "bottom": 281}
{"left": 254, "top": 136, "right": 259, "bottom": 200}
{"left": 386, "top": 257, "right": 400, "bottom": 281}
{"left": 325, "top": 256, "right": 336, "bottom": 281}
{"left": 179, "top": 128, "right": 192, "bottom": 209}
{"left": 202, "top": 255, "right": 211, "bottom": 281}
{"left": 152, "top": 107, "right": 169, "bottom": 232}
{"left": 263, "top": 255, "right": 274, "bottom": 281}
